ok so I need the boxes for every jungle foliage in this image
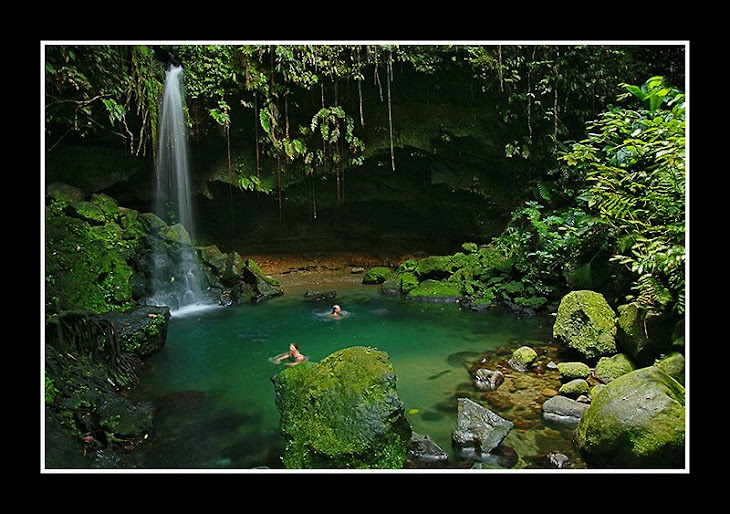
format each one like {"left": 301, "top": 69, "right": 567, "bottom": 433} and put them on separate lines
{"left": 492, "top": 76, "right": 686, "bottom": 315}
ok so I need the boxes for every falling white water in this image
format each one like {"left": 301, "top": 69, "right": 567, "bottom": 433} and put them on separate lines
{"left": 150, "top": 65, "right": 207, "bottom": 312}
{"left": 156, "top": 65, "right": 194, "bottom": 236}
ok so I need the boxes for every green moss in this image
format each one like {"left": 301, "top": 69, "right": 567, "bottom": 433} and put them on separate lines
{"left": 245, "top": 258, "right": 280, "bottom": 286}
{"left": 655, "top": 352, "right": 685, "bottom": 384}
{"left": 553, "top": 290, "right": 617, "bottom": 360}
{"left": 595, "top": 353, "right": 636, "bottom": 383}
{"left": 574, "top": 367, "right": 685, "bottom": 468}
{"left": 45, "top": 211, "right": 136, "bottom": 313}
{"left": 69, "top": 201, "right": 106, "bottom": 223}
{"left": 411, "top": 255, "right": 454, "bottom": 279}
{"left": 514, "top": 296, "right": 548, "bottom": 309}
{"left": 461, "top": 242, "right": 479, "bottom": 253}
{"left": 158, "top": 223, "right": 192, "bottom": 245}
{"left": 559, "top": 378, "right": 590, "bottom": 398}
{"left": 362, "top": 266, "right": 393, "bottom": 284}
{"left": 511, "top": 346, "right": 538, "bottom": 368}
{"left": 45, "top": 376, "right": 57, "bottom": 404}
{"left": 557, "top": 361, "right": 591, "bottom": 380}
{"left": 399, "top": 272, "right": 419, "bottom": 293}
{"left": 477, "top": 245, "right": 514, "bottom": 274}
{"left": 406, "top": 279, "right": 462, "bottom": 302}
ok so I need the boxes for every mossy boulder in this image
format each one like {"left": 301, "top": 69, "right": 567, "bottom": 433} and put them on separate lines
{"left": 616, "top": 302, "right": 677, "bottom": 366}
{"left": 406, "top": 279, "right": 462, "bottom": 303}
{"left": 158, "top": 223, "right": 192, "bottom": 246}
{"left": 476, "top": 245, "right": 514, "bottom": 274}
{"left": 272, "top": 346, "right": 412, "bottom": 469}
{"left": 553, "top": 290, "right": 617, "bottom": 361}
{"left": 409, "top": 255, "right": 455, "bottom": 279}
{"left": 508, "top": 346, "right": 538, "bottom": 372}
{"left": 655, "top": 352, "right": 685, "bottom": 385}
{"left": 102, "top": 305, "right": 170, "bottom": 357}
{"left": 399, "top": 272, "right": 419, "bottom": 293}
{"left": 381, "top": 276, "right": 402, "bottom": 295}
{"left": 557, "top": 361, "right": 591, "bottom": 380}
{"left": 45, "top": 195, "right": 140, "bottom": 313}
{"left": 558, "top": 378, "right": 590, "bottom": 399}
{"left": 594, "top": 353, "right": 636, "bottom": 383}
{"left": 47, "top": 182, "right": 85, "bottom": 204}
{"left": 362, "top": 266, "right": 393, "bottom": 284}
{"left": 197, "top": 244, "right": 228, "bottom": 274}
{"left": 574, "top": 366, "right": 685, "bottom": 469}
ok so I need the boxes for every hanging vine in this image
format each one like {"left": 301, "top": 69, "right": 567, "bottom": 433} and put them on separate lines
{"left": 386, "top": 49, "right": 396, "bottom": 172}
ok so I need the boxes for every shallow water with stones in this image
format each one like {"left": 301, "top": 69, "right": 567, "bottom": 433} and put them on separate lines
{"left": 125, "top": 280, "right": 585, "bottom": 470}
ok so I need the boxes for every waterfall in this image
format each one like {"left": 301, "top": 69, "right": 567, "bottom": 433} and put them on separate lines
{"left": 156, "top": 66, "right": 194, "bottom": 236}
{"left": 149, "top": 65, "right": 208, "bottom": 313}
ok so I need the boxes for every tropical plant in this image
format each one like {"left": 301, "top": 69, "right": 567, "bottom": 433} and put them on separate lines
{"left": 44, "top": 45, "right": 164, "bottom": 156}
{"left": 560, "top": 76, "right": 686, "bottom": 313}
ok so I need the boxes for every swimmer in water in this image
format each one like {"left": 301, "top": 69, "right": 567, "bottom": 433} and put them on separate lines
{"left": 271, "top": 342, "right": 308, "bottom": 366}
{"left": 330, "top": 304, "right": 342, "bottom": 318}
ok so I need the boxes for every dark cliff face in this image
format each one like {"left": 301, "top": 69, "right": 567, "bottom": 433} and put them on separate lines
{"left": 189, "top": 66, "right": 531, "bottom": 255}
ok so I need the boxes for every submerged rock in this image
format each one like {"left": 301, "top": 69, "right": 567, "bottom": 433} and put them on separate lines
{"left": 303, "top": 290, "right": 337, "bottom": 302}
{"left": 271, "top": 346, "right": 412, "bottom": 469}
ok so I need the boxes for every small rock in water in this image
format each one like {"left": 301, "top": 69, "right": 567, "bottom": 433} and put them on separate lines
{"left": 473, "top": 368, "right": 505, "bottom": 391}
{"left": 405, "top": 432, "right": 448, "bottom": 467}
{"left": 548, "top": 452, "right": 571, "bottom": 469}
{"left": 303, "top": 290, "right": 337, "bottom": 302}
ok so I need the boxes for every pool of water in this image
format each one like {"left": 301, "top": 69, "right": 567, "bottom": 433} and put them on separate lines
{"left": 127, "top": 281, "right": 580, "bottom": 470}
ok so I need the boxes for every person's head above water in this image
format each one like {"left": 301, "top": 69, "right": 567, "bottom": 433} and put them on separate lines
{"left": 331, "top": 304, "right": 341, "bottom": 314}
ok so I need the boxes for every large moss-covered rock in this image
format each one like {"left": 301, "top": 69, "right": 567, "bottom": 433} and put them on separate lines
{"left": 553, "top": 290, "right": 617, "bottom": 360}
{"left": 616, "top": 302, "right": 677, "bottom": 366}
{"left": 574, "top": 366, "right": 685, "bottom": 469}
{"left": 272, "top": 346, "right": 412, "bottom": 469}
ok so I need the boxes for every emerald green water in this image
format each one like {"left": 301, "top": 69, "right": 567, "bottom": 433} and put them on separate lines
{"left": 129, "top": 282, "right": 572, "bottom": 470}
